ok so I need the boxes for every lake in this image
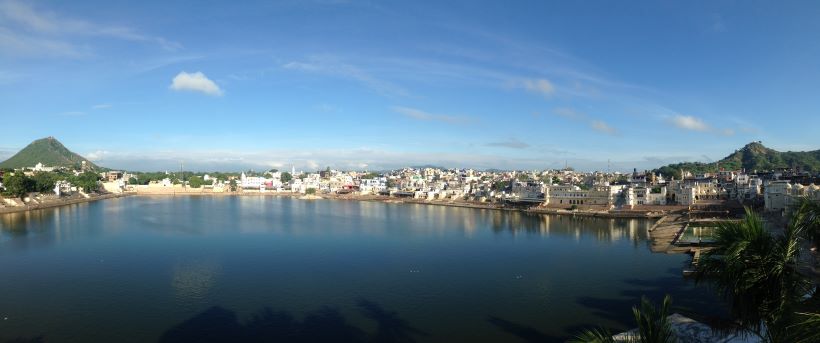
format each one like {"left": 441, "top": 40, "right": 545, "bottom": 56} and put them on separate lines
{"left": 0, "top": 196, "right": 724, "bottom": 342}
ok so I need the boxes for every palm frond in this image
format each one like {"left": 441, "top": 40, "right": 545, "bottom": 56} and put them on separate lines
{"left": 569, "top": 328, "right": 618, "bottom": 343}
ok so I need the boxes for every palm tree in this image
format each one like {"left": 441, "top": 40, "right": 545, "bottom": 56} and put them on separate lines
{"left": 783, "top": 312, "right": 820, "bottom": 343}
{"left": 793, "top": 198, "right": 820, "bottom": 249}
{"left": 696, "top": 206, "right": 815, "bottom": 341}
{"left": 570, "top": 295, "right": 676, "bottom": 343}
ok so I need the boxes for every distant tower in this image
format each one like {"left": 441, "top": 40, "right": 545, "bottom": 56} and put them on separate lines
{"left": 292, "top": 165, "right": 296, "bottom": 175}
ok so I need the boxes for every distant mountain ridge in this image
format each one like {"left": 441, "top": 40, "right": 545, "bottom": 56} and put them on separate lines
{"left": 0, "top": 137, "right": 99, "bottom": 170}
{"left": 655, "top": 142, "right": 820, "bottom": 178}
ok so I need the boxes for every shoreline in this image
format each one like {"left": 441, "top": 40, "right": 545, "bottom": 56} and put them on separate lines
{"left": 2, "top": 190, "right": 674, "bottom": 219}
{"left": 0, "top": 193, "right": 129, "bottom": 214}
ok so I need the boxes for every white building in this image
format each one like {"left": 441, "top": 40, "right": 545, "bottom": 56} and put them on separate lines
{"left": 240, "top": 172, "right": 266, "bottom": 190}
{"left": 33, "top": 162, "right": 55, "bottom": 172}
{"left": 359, "top": 178, "right": 387, "bottom": 194}
{"left": 510, "top": 181, "right": 544, "bottom": 202}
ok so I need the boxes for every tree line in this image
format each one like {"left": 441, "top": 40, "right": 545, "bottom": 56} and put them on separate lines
{"left": 0, "top": 170, "right": 100, "bottom": 198}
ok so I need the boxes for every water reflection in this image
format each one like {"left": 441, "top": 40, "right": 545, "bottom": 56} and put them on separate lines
{"left": 0, "top": 202, "right": 110, "bottom": 252}
{"left": 0, "top": 197, "right": 656, "bottom": 250}
{"left": 486, "top": 210, "right": 651, "bottom": 243}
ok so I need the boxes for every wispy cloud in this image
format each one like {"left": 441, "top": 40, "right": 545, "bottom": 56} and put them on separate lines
{"left": 0, "top": 0, "right": 181, "bottom": 58}
{"left": 485, "top": 138, "right": 530, "bottom": 149}
{"left": 92, "top": 104, "right": 112, "bottom": 110}
{"left": 392, "top": 106, "right": 472, "bottom": 125}
{"left": 552, "top": 107, "right": 619, "bottom": 136}
{"left": 553, "top": 107, "right": 584, "bottom": 119}
{"left": 514, "top": 78, "right": 555, "bottom": 97}
{"left": 170, "top": 71, "right": 223, "bottom": 96}
{"left": 590, "top": 120, "right": 618, "bottom": 135}
{"left": 0, "top": 27, "right": 89, "bottom": 58}
{"left": 708, "top": 13, "right": 727, "bottom": 33}
{"left": 283, "top": 56, "right": 409, "bottom": 97}
{"left": 668, "top": 115, "right": 710, "bottom": 132}
{"left": 666, "top": 114, "right": 736, "bottom": 136}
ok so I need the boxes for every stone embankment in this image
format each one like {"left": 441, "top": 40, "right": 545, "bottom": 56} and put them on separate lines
{"left": 0, "top": 193, "right": 128, "bottom": 214}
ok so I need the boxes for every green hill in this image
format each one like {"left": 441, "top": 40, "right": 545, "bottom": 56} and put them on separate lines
{"left": 0, "top": 137, "right": 100, "bottom": 170}
{"left": 655, "top": 142, "right": 820, "bottom": 179}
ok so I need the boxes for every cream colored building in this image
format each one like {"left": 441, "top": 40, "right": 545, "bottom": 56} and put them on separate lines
{"left": 765, "top": 181, "right": 820, "bottom": 213}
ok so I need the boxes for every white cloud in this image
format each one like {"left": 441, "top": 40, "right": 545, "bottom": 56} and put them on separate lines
{"left": 170, "top": 71, "right": 223, "bottom": 96}
{"left": 92, "top": 104, "right": 112, "bottom": 109}
{"left": 517, "top": 78, "right": 555, "bottom": 97}
{"left": 669, "top": 115, "right": 710, "bottom": 132}
{"left": 392, "top": 106, "right": 471, "bottom": 125}
{"left": 85, "top": 150, "right": 110, "bottom": 161}
{"left": 590, "top": 120, "right": 618, "bottom": 135}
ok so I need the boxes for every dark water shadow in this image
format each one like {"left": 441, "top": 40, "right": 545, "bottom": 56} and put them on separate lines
{"left": 159, "top": 298, "right": 426, "bottom": 343}
{"left": 486, "top": 316, "right": 563, "bottom": 343}
{"left": 3, "top": 337, "right": 44, "bottom": 343}
{"left": 569, "top": 267, "right": 732, "bottom": 334}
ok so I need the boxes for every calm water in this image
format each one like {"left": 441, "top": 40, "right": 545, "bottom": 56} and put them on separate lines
{"left": 0, "top": 196, "right": 724, "bottom": 343}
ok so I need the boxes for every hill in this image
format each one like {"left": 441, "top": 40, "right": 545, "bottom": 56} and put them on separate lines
{"left": 0, "top": 137, "right": 100, "bottom": 170}
{"left": 655, "top": 142, "right": 820, "bottom": 179}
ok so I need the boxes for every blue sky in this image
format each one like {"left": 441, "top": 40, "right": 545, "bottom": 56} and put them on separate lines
{"left": 1, "top": 0, "right": 819, "bottom": 171}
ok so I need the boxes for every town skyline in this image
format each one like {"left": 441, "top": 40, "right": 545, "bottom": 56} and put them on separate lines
{"left": 2, "top": 1, "right": 820, "bottom": 171}
{"left": 2, "top": 136, "right": 817, "bottom": 174}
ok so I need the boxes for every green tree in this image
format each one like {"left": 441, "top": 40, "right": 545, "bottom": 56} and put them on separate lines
{"left": 128, "top": 177, "right": 138, "bottom": 185}
{"left": 188, "top": 176, "right": 204, "bottom": 188}
{"left": 571, "top": 295, "right": 676, "bottom": 343}
{"left": 305, "top": 188, "right": 317, "bottom": 195}
{"left": 281, "top": 172, "right": 293, "bottom": 183}
{"left": 2, "top": 172, "right": 34, "bottom": 198}
{"left": 73, "top": 171, "right": 100, "bottom": 192}
{"left": 492, "top": 180, "right": 510, "bottom": 191}
{"left": 229, "top": 179, "right": 237, "bottom": 192}
{"left": 31, "top": 172, "right": 58, "bottom": 193}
